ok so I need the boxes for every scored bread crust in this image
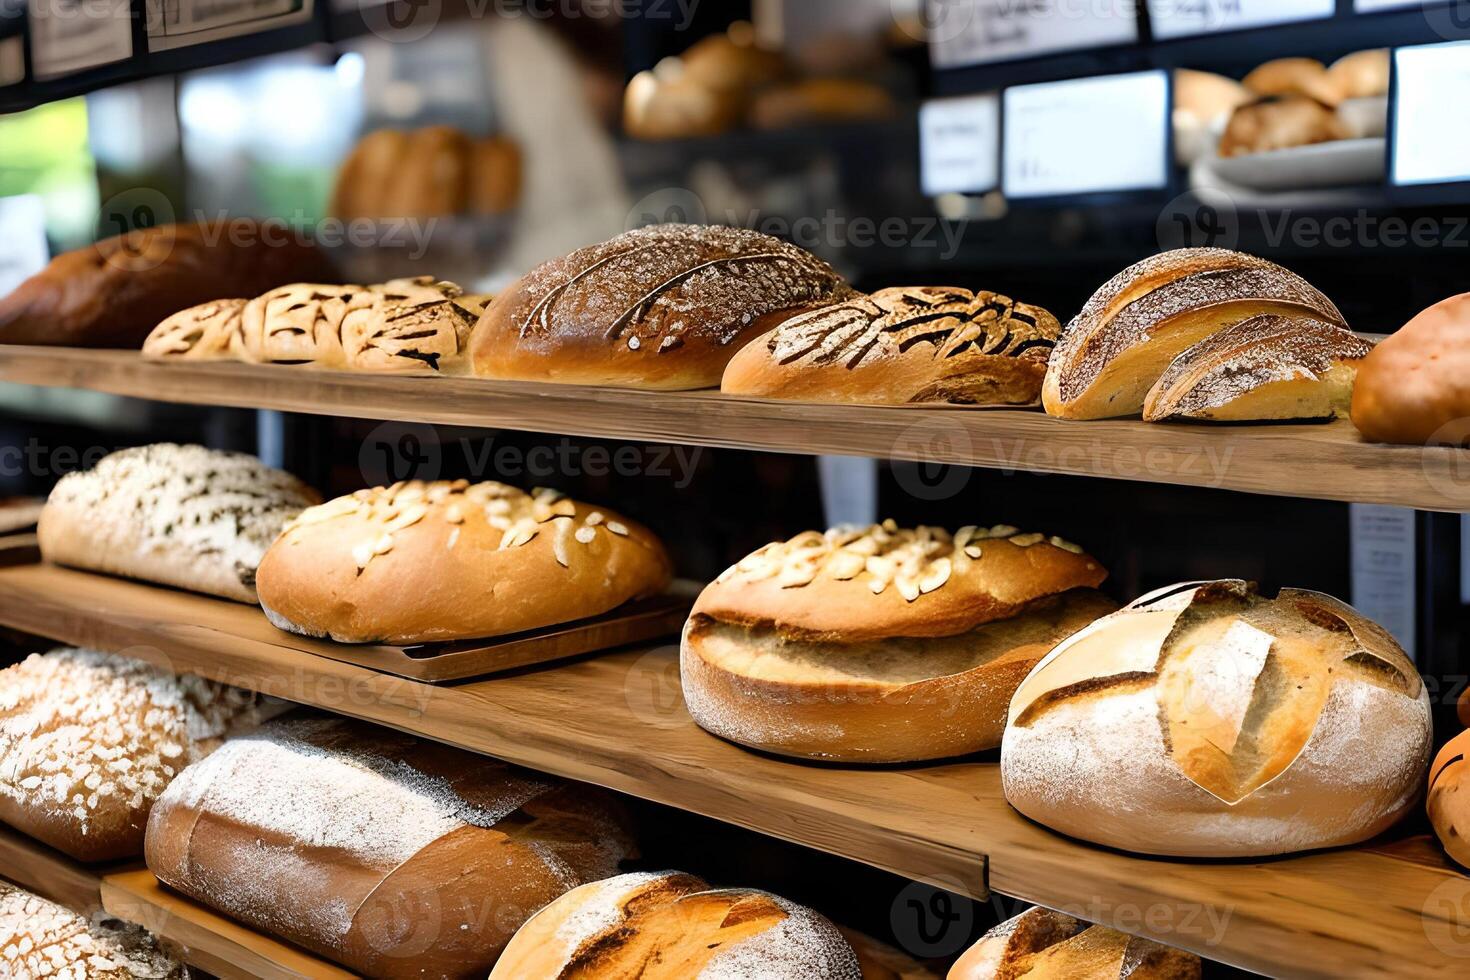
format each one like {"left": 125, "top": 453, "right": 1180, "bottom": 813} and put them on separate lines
{"left": 1351, "top": 292, "right": 1470, "bottom": 446}
{"left": 949, "top": 907, "right": 1201, "bottom": 980}
{"left": 720, "top": 286, "right": 1060, "bottom": 406}
{"left": 254, "top": 480, "right": 672, "bottom": 644}
{"left": 470, "top": 224, "right": 850, "bottom": 390}
{"left": 1429, "top": 728, "right": 1470, "bottom": 872}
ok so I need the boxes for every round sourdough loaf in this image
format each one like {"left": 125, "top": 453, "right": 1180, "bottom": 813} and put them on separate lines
{"left": 1429, "top": 728, "right": 1470, "bottom": 870}
{"left": 470, "top": 224, "right": 850, "bottom": 389}
{"left": 254, "top": 479, "right": 672, "bottom": 644}
{"left": 0, "top": 881, "right": 186, "bottom": 979}
{"left": 949, "top": 906, "right": 1200, "bottom": 980}
{"left": 682, "top": 521, "right": 1112, "bottom": 763}
{"left": 1351, "top": 292, "right": 1470, "bottom": 446}
{"left": 1001, "top": 580, "right": 1431, "bottom": 858}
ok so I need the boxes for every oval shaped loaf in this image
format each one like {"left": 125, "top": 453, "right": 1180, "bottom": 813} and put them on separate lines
{"left": 948, "top": 906, "right": 1200, "bottom": 980}
{"left": 1429, "top": 728, "right": 1470, "bottom": 871}
{"left": 1351, "top": 292, "right": 1470, "bottom": 446}
{"left": 254, "top": 479, "right": 672, "bottom": 644}
{"left": 1001, "top": 580, "right": 1431, "bottom": 857}
{"left": 0, "top": 880, "right": 186, "bottom": 979}
{"left": 470, "top": 223, "right": 850, "bottom": 389}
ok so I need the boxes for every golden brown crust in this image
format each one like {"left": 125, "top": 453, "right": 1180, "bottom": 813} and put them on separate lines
{"left": 1243, "top": 57, "right": 1342, "bottom": 106}
{"left": 1218, "top": 96, "right": 1349, "bottom": 158}
{"left": 948, "top": 906, "right": 1201, "bottom": 980}
{"left": 1429, "top": 729, "right": 1470, "bottom": 871}
{"left": 1328, "top": 49, "right": 1390, "bottom": 101}
{"left": 1351, "top": 292, "right": 1470, "bottom": 446}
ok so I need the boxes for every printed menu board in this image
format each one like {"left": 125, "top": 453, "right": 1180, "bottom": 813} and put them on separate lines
{"left": 145, "top": 0, "right": 312, "bottom": 51}
{"left": 27, "top": 0, "right": 133, "bottom": 80}
{"left": 1146, "top": 0, "right": 1334, "bottom": 40}
{"left": 927, "top": 0, "right": 1138, "bottom": 70}
{"left": 920, "top": 93, "right": 1000, "bottom": 195}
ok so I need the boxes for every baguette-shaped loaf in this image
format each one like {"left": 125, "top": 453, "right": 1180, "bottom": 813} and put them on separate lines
{"left": 720, "top": 286, "right": 1060, "bottom": 406}
{"left": 1351, "top": 292, "right": 1470, "bottom": 446}
{"left": 1429, "top": 728, "right": 1470, "bottom": 871}
{"left": 0, "top": 881, "right": 186, "bottom": 979}
{"left": 1042, "top": 248, "right": 1346, "bottom": 420}
{"left": 948, "top": 906, "right": 1200, "bottom": 980}
{"left": 38, "top": 444, "right": 319, "bottom": 603}
{"left": 145, "top": 716, "right": 634, "bottom": 979}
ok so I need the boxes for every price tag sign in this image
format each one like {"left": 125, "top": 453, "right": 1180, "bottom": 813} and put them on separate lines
{"left": 927, "top": 0, "right": 1138, "bottom": 70}
{"left": 0, "top": 34, "right": 21, "bottom": 86}
{"left": 144, "top": 0, "right": 312, "bottom": 51}
{"left": 1392, "top": 41, "right": 1470, "bottom": 187}
{"left": 920, "top": 94, "right": 1000, "bottom": 196}
{"left": 1146, "top": 0, "right": 1334, "bottom": 40}
{"left": 27, "top": 0, "right": 133, "bottom": 80}
{"left": 1350, "top": 504, "right": 1417, "bottom": 659}
{"left": 1002, "top": 70, "right": 1170, "bottom": 199}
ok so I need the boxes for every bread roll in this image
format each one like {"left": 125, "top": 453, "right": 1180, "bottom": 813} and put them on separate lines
{"left": 255, "top": 480, "right": 671, "bottom": 644}
{"left": 332, "top": 127, "right": 523, "bottom": 220}
{"left": 383, "top": 124, "right": 473, "bottom": 220}
{"left": 469, "top": 136, "right": 523, "bottom": 216}
{"left": 146, "top": 715, "right": 634, "bottom": 978}
{"left": 681, "top": 21, "right": 786, "bottom": 97}
{"left": 1041, "top": 248, "right": 1347, "bottom": 420}
{"left": 948, "top": 906, "right": 1200, "bottom": 980}
{"left": 471, "top": 224, "right": 850, "bottom": 389}
{"left": 1001, "top": 580, "right": 1431, "bottom": 857}
{"left": 331, "top": 128, "right": 412, "bottom": 221}
{"left": 1329, "top": 49, "right": 1390, "bottom": 101}
{"left": 748, "top": 78, "right": 896, "bottom": 130}
{"left": 1173, "top": 68, "right": 1250, "bottom": 124}
{"left": 1429, "top": 728, "right": 1470, "bottom": 870}
{"left": 0, "top": 647, "right": 268, "bottom": 862}
{"left": 0, "top": 221, "right": 336, "bottom": 349}
{"left": 720, "top": 286, "right": 1060, "bottom": 406}
{"left": 682, "top": 521, "right": 1112, "bottom": 763}
{"left": 1142, "top": 314, "right": 1373, "bottom": 422}
{"left": 623, "top": 62, "right": 743, "bottom": 140}
{"left": 1351, "top": 292, "right": 1470, "bottom": 446}
{"left": 1243, "top": 57, "right": 1341, "bottom": 106}
{"left": 1218, "top": 96, "right": 1349, "bottom": 157}
{"left": 0, "top": 880, "right": 185, "bottom": 978}
{"left": 38, "top": 444, "right": 319, "bottom": 603}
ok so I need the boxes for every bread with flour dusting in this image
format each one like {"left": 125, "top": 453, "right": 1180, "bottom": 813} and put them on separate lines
{"left": 145, "top": 715, "right": 634, "bottom": 978}
{"left": 948, "top": 906, "right": 1200, "bottom": 979}
{"left": 38, "top": 444, "right": 319, "bottom": 603}
{"left": 1001, "top": 580, "right": 1431, "bottom": 857}
{"left": 0, "top": 880, "right": 186, "bottom": 979}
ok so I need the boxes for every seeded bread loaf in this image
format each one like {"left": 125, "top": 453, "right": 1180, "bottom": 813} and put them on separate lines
{"left": 470, "top": 224, "right": 851, "bottom": 389}
{"left": 682, "top": 521, "right": 1112, "bottom": 763}
{"left": 1429, "top": 728, "right": 1470, "bottom": 871}
{"left": 38, "top": 444, "right": 319, "bottom": 603}
{"left": 948, "top": 907, "right": 1200, "bottom": 980}
{"left": 254, "top": 480, "right": 672, "bottom": 644}
{"left": 1001, "top": 580, "right": 1431, "bottom": 857}
{"left": 145, "top": 715, "right": 634, "bottom": 978}
{"left": 720, "top": 286, "right": 1061, "bottom": 406}
{"left": 0, "top": 881, "right": 186, "bottom": 979}
{"left": 1351, "top": 292, "right": 1470, "bottom": 446}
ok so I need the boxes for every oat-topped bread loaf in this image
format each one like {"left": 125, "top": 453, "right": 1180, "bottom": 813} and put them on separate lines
{"left": 682, "top": 521, "right": 1113, "bottom": 763}
{"left": 721, "top": 286, "right": 1061, "bottom": 406}
{"left": 146, "top": 715, "right": 633, "bottom": 978}
{"left": 0, "top": 881, "right": 186, "bottom": 979}
{"left": 1042, "top": 248, "right": 1347, "bottom": 420}
{"left": 143, "top": 277, "right": 489, "bottom": 375}
{"left": 1002, "top": 580, "right": 1431, "bottom": 857}
{"left": 1352, "top": 292, "right": 1470, "bottom": 446}
{"left": 948, "top": 906, "right": 1200, "bottom": 980}
{"left": 471, "top": 223, "right": 850, "bottom": 389}
{"left": 255, "top": 479, "right": 671, "bottom": 644}
{"left": 38, "top": 444, "right": 319, "bottom": 603}
{"left": 0, "top": 220, "right": 336, "bottom": 348}
{"left": 0, "top": 647, "right": 268, "bottom": 862}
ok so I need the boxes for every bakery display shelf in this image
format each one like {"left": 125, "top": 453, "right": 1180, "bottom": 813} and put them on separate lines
{"left": 0, "top": 823, "right": 120, "bottom": 917}
{"left": 1, "top": 347, "right": 1466, "bottom": 513}
{"left": 0, "top": 559, "right": 1463, "bottom": 978}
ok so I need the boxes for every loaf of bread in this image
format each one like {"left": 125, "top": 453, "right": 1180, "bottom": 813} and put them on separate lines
{"left": 680, "top": 21, "right": 786, "bottom": 99}
{"left": 948, "top": 907, "right": 1200, "bottom": 980}
{"left": 1218, "top": 95, "right": 1349, "bottom": 157}
{"left": 38, "top": 444, "right": 319, "bottom": 603}
{"left": 0, "top": 880, "right": 186, "bottom": 979}
{"left": 1351, "top": 292, "right": 1470, "bottom": 446}
{"left": 720, "top": 286, "right": 1061, "bottom": 406}
{"left": 143, "top": 277, "right": 488, "bottom": 375}
{"left": 145, "top": 715, "right": 634, "bottom": 978}
{"left": 255, "top": 480, "right": 671, "bottom": 644}
{"left": 1002, "top": 580, "right": 1431, "bottom": 857}
{"left": 1429, "top": 728, "right": 1470, "bottom": 870}
{"left": 1243, "top": 57, "right": 1342, "bottom": 106}
{"left": 1042, "top": 248, "right": 1347, "bottom": 420}
{"left": 332, "top": 126, "right": 522, "bottom": 219}
{"left": 1143, "top": 315, "right": 1373, "bottom": 422}
{"left": 0, "top": 221, "right": 336, "bottom": 348}
{"left": 0, "top": 647, "right": 268, "bottom": 862}
{"left": 1329, "top": 49, "right": 1390, "bottom": 101}
{"left": 1173, "top": 68, "right": 1250, "bottom": 125}
{"left": 624, "top": 62, "right": 744, "bottom": 140}
{"left": 682, "top": 521, "right": 1112, "bottom": 763}
{"left": 470, "top": 224, "right": 850, "bottom": 389}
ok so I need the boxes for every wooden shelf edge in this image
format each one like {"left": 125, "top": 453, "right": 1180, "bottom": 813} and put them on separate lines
{"left": 0, "top": 823, "right": 115, "bottom": 917}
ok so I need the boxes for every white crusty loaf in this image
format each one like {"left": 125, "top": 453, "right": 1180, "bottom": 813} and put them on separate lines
{"left": 947, "top": 906, "right": 1200, "bottom": 980}
{"left": 1001, "top": 580, "right": 1431, "bottom": 857}
{"left": 38, "top": 444, "right": 319, "bottom": 603}
{"left": 0, "top": 647, "right": 268, "bottom": 862}
{"left": 0, "top": 880, "right": 186, "bottom": 979}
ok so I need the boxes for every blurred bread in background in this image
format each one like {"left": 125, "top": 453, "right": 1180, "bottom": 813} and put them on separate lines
{"left": 331, "top": 124, "right": 522, "bottom": 220}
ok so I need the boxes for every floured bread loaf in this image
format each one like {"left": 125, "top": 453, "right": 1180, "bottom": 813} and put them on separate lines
{"left": 948, "top": 906, "right": 1200, "bottom": 980}
{"left": 0, "top": 647, "right": 268, "bottom": 862}
{"left": 720, "top": 286, "right": 1061, "bottom": 406}
{"left": 1352, "top": 292, "right": 1470, "bottom": 446}
{"left": 1042, "top": 249, "right": 1347, "bottom": 420}
{"left": 1143, "top": 315, "right": 1373, "bottom": 422}
{"left": 1429, "top": 728, "right": 1470, "bottom": 871}
{"left": 682, "top": 521, "right": 1112, "bottom": 763}
{"left": 489, "top": 871, "right": 864, "bottom": 979}
{"left": 255, "top": 480, "right": 672, "bottom": 644}
{"left": 0, "top": 880, "right": 186, "bottom": 979}
{"left": 470, "top": 224, "right": 850, "bottom": 389}
{"left": 1001, "top": 580, "right": 1431, "bottom": 857}
{"left": 38, "top": 444, "right": 319, "bottom": 603}
{"left": 145, "top": 715, "right": 634, "bottom": 978}
{"left": 142, "top": 277, "right": 488, "bottom": 375}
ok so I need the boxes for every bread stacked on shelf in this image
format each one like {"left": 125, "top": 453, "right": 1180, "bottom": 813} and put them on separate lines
{"left": 1001, "top": 580, "right": 1431, "bottom": 857}
{"left": 1351, "top": 292, "right": 1470, "bottom": 446}
{"left": 682, "top": 521, "right": 1112, "bottom": 763}
{"left": 0, "top": 880, "right": 186, "bottom": 978}
{"left": 38, "top": 444, "right": 319, "bottom": 603}
{"left": 1172, "top": 69, "right": 1250, "bottom": 165}
{"left": 143, "top": 276, "right": 489, "bottom": 375}
{"left": 720, "top": 286, "right": 1062, "bottom": 406}
{"left": 950, "top": 906, "right": 1200, "bottom": 980}
{"left": 1219, "top": 50, "right": 1389, "bottom": 157}
{"left": 331, "top": 125, "right": 523, "bottom": 219}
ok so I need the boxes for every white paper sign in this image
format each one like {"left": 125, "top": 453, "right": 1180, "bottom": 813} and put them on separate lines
{"left": 1355, "top": 0, "right": 1428, "bottom": 10}
{"left": 920, "top": 94, "right": 1000, "bottom": 195}
{"left": 1393, "top": 41, "right": 1470, "bottom": 187}
{"left": 1146, "top": 0, "right": 1334, "bottom": 40}
{"left": 145, "top": 0, "right": 311, "bottom": 51}
{"left": 1003, "top": 70, "right": 1170, "bottom": 198}
{"left": 0, "top": 34, "right": 22, "bottom": 87}
{"left": 27, "top": 0, "right": 133, "bottom": 80}
{"left": 1350, "top": 503, "right": 1417, "bottom": 660}
{"left": 927, "top": 0, "right": 1138, "bottom": 70}
{"left": 0, "top": 196, "right": 49, "bottom": 297}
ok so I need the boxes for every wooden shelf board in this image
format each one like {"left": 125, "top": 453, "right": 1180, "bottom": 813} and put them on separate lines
{"left": 0, "top": 823, "right": 120, "bottom": 916}
{"left": 0, "top": 347, "right": 1465, "bottom": 512}
{"left": 0, "top": 561, "right": 1464, "bottom": 978}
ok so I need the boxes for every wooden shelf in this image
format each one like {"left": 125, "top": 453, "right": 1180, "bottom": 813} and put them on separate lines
{"left": 0, "top": 560, "right": 1465, "bottom": 978}
{"left": 0, "top": 347, "right": 1465, "bottom": 512}
{"left": 0, "top": 823, "right": 115, "bottom": 916}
